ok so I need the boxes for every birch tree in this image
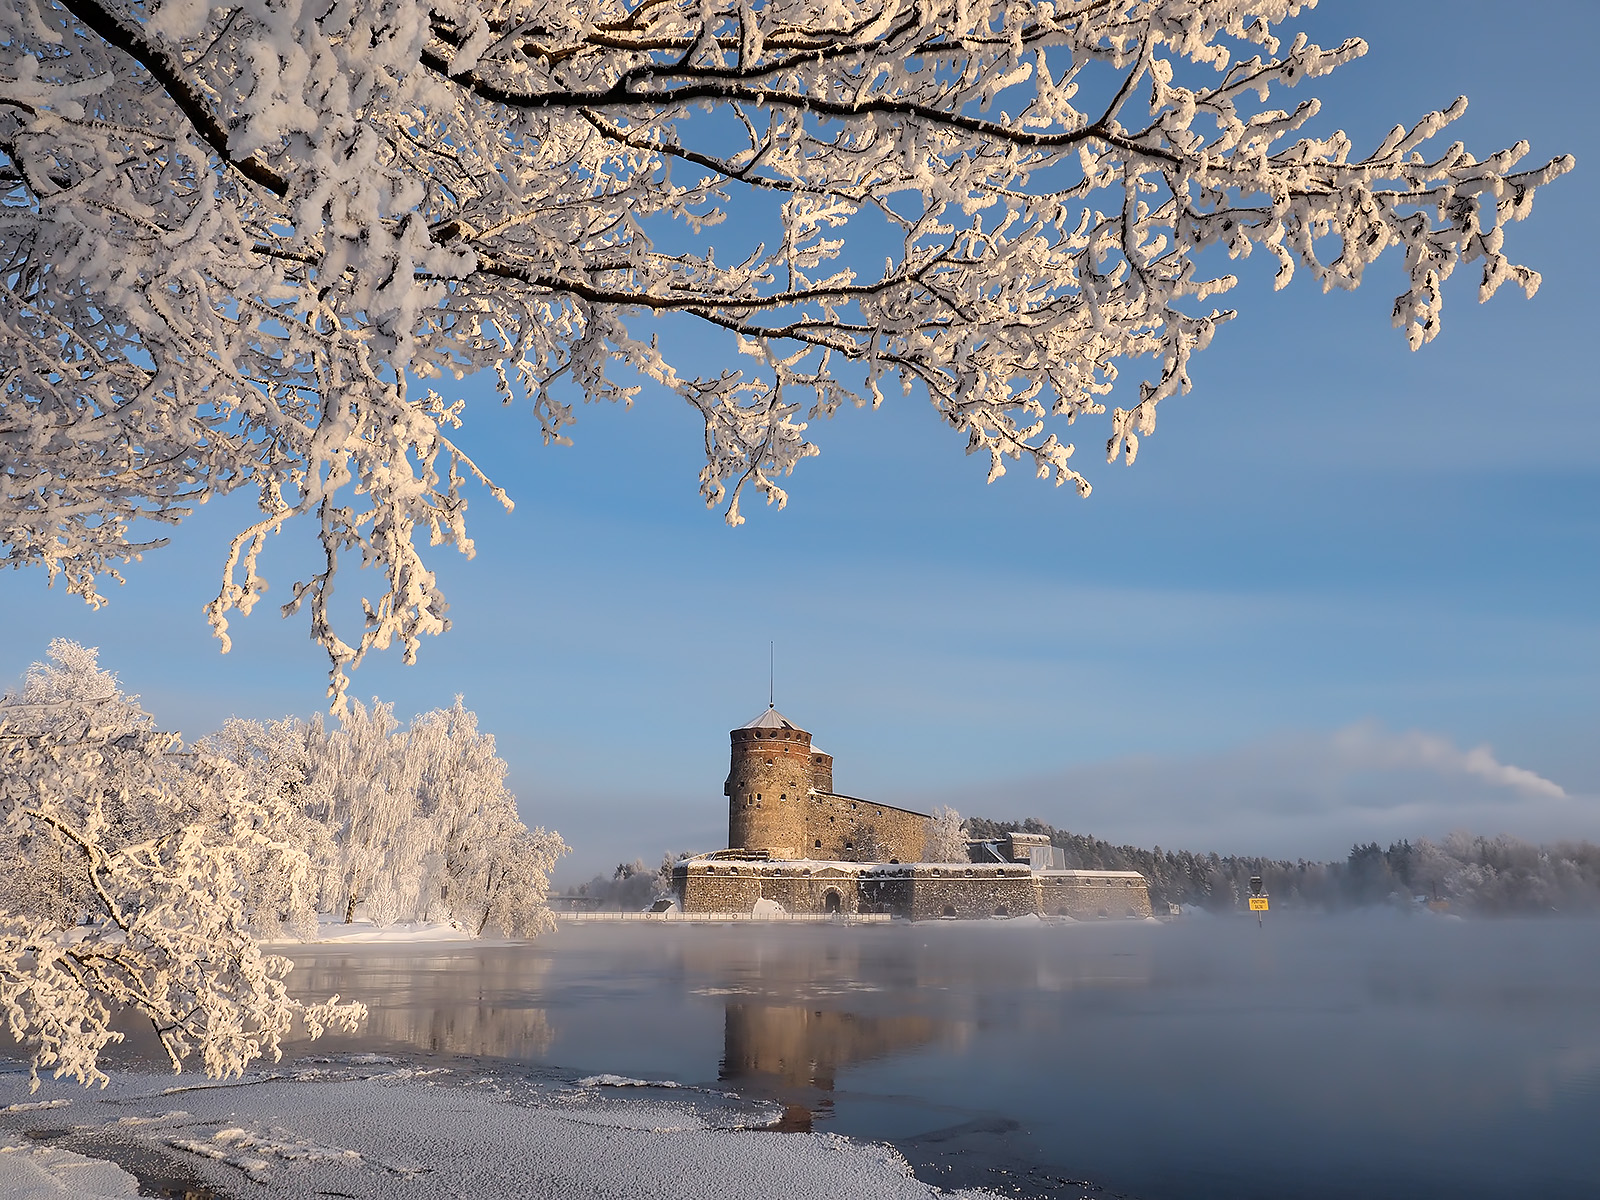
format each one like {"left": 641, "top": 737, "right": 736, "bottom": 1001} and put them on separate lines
{"left": 0, "top": 0, "right": 1573, "bottom": 702}
{"left": 390, "top": 697, "right": 566, "bottom": 935}
{"left": 923, "top": 805, "right": 969, "bottom": 863}
{"left": 0, "top": 641, "right": 364, "bottom": 1088}
{"left": 200, "top": 715, "right": 340, "bottom": 939}
{"left": 248, "top": 696, "right": 568, "bottom": 932}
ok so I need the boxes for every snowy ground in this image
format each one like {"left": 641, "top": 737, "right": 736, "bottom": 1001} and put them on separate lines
{"left": 0, "top": 1058, "right": 999, "bottom": 1199}
{"left": 263, "top": 917, "right": 480, "bottom": 945}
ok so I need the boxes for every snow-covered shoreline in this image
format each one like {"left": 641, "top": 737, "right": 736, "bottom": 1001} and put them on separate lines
{"left": 262, "top": 917, "right": 481, "bottom": 945}
{"left": 0, "top": 1057, "right": 999, "bottom": 1199}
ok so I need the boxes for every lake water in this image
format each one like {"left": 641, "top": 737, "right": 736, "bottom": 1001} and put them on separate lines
{"left": 268, "top": 914, "right": 1600, "bottom": 1199}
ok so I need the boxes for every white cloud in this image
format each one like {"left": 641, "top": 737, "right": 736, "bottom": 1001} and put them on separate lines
{"left": 1329, "top": 722, "right": 1566, "bottom": 800}
{"left": 894, "top": 722, "right": 1591, "bottom": 860}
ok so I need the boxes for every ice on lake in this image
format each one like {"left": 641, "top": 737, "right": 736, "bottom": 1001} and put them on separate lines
{"left": 4, "top": 914, "right": 1598, "bottom": 1198}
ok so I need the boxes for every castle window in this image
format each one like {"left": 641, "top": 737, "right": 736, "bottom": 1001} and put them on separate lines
{"left": 815, "top": 839, "right": 822, "bottom": 849}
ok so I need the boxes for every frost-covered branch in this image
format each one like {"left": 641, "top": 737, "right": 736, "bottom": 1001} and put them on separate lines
{"left": 0, "top": 0, "right": 1572, "bottom": 700}
{"left": 0, "top": 641, "right": 365, "bottom": 1089}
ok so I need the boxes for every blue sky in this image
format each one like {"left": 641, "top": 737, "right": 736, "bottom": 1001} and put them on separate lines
{"left": 5, "top": 0, "right": 1596, "bottom": 882}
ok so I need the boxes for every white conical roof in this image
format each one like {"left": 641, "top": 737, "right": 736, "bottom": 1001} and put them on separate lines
{"left": 741, "top": 706, "right": 806, "bottom": 732}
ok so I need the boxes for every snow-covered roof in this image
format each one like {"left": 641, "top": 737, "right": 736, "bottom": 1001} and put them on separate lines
{"left": 740, "top": 706, "right": 805, "bottom": 731}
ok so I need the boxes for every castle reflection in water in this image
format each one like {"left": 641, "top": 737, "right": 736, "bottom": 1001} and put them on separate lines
{"left": 719, "top": 1003, "right": 951, "bottom": 1130}
{"left": 266, "top": 928, "right": 1154, "bottom": 1131}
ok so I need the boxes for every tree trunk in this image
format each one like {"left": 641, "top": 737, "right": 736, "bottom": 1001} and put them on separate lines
{"left": 475, "top": 863, "right": 498, "bottom": 937}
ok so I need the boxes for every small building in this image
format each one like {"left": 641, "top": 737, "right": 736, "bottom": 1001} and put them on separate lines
{"left": 676, "top": 708, "right": 1152, "bottom": 920}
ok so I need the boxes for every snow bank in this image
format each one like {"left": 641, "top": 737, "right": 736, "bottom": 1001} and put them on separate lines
{"left": 0, "top": 1136, "right": 139, "bottom": 1198}
{"left": 0, "top": 1066, "right": 999, "bottom": 1200}
{"left": 268, "top": 918, "right": 477, "bottom": 945}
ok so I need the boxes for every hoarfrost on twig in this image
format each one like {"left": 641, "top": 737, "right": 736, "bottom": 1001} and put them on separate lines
{"left": 0, "top": 1, "right": 1573, "bottom": 699}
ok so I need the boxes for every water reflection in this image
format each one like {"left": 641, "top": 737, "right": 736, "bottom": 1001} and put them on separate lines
{"left": 720, "top": 1003, "right": 954, "bottom": 1130}
{"left": 12, "top": 919, "right": 1592, "bottom": 1200}
{"left": 284, "top": 947, "right": 553, "bottom": 1060}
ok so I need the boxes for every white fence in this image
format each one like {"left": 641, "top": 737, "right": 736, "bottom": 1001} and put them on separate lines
{"left": 555, "top": 910, "right": 894, "bottom": 923}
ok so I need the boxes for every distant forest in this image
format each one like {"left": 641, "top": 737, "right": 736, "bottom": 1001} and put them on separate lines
{"left": 965, "top": 818, "right": 1600, "bottom": 915}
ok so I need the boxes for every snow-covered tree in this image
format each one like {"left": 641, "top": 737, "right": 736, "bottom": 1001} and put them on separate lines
{"left": 0, "top": 1, "right": 1573, "bottom": 701}
{"left": 200, "top": 716, "right": 339, "bottom": 940}
{"left": 274, "top": 697, "right": 568, "bottom": 932}
{"left": 0, "top": 642, "right": 364, "bottom": 1089}
{"left": 298, "top": 700, "right": 430, "bottom": 924}
{"left": 405, "top": 699, "right": 566, "bottom": 935}
{"left": 573, "top": 857, "right": 674, "bottom": 911}
{"left": 923, "top": 805, "right": 969, "bottom": 863}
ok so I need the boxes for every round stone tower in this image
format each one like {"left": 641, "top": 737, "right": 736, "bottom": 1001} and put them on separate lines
{"left": 810, "top": 747, "right": 834, "bottom": 795}
{"left": 725, "top": 707, "right": 813, "bottom": 858}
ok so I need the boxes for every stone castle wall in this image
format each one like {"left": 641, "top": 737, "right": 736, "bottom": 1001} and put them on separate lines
{"left": 675, "top": 861, "right": 764, "bottom": 912}
{"left": 908, "top": 865, "right": 1038, "bottom": 920}
{"left": 805, "top": 794, "right": 929, "bottom": 862}
{"left": 856, "top": 864, "right": 1039, "bottom": 919}
{"left": 725, "top": 726, "right": 813, "bottom": 858}
{"left": 676, "top": 861, "right": 863, "bottom": 915}
{"left": 1038, "top": 871, "right": 1152, "bottom": 919}
{"left": 676, "top": 860, "right": 1153, "bottom": 920}
{"left": 746, "top": 867, "right": 861, "bottom": 915}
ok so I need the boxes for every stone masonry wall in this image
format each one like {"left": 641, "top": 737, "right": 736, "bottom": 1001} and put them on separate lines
{"left": 805, "top": 794, "right": 930, "bottom": 862}
{"left": 678, "top": 859, "right": 1155, "bottom": 919}
{"left": 1038, "top": 872, "right": 1152, "bottom": 919}
{"left": 675, "top": 861, "right": 763, "bottom": 913}
{"left": 753, "top": 870, "right": 860, "bottom": 915}
{"left": 901, "top": 865, "right": 1040, "bottom": 920}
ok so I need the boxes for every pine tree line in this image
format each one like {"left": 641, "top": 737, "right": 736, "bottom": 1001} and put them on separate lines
{"left": 965, "top": 817, "right": 1600, "bottom": 915}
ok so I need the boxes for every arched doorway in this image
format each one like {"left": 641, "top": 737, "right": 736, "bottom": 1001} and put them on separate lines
{"left": 822, "top": 888, "right": 843, "bottom": 914}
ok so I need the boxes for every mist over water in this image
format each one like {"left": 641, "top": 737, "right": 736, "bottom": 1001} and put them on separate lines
{"left": 270, "top": 916, "right": 1598, "bottom": 1198}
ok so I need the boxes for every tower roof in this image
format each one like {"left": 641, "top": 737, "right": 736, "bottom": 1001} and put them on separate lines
{"left": 740, "top": 706, "right": 805, "bottom": 732}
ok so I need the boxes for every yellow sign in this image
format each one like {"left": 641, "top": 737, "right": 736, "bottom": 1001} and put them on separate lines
{"left": 1248, "top": 897, "right": 1269, "bottom": 912}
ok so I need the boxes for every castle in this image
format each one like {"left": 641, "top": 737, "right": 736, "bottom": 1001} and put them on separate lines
{"left": 673, "top": 707, "right": 1152, "bottom": 920}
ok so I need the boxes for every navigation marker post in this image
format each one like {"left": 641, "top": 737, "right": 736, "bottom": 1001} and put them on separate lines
{"left": 1248, "top": 876, "right": 1269, "bottom": 927}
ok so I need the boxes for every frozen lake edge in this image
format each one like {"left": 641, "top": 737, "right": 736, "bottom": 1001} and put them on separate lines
{"left": 0, "top": 1057, "right": 1003, "bottom": 1200}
